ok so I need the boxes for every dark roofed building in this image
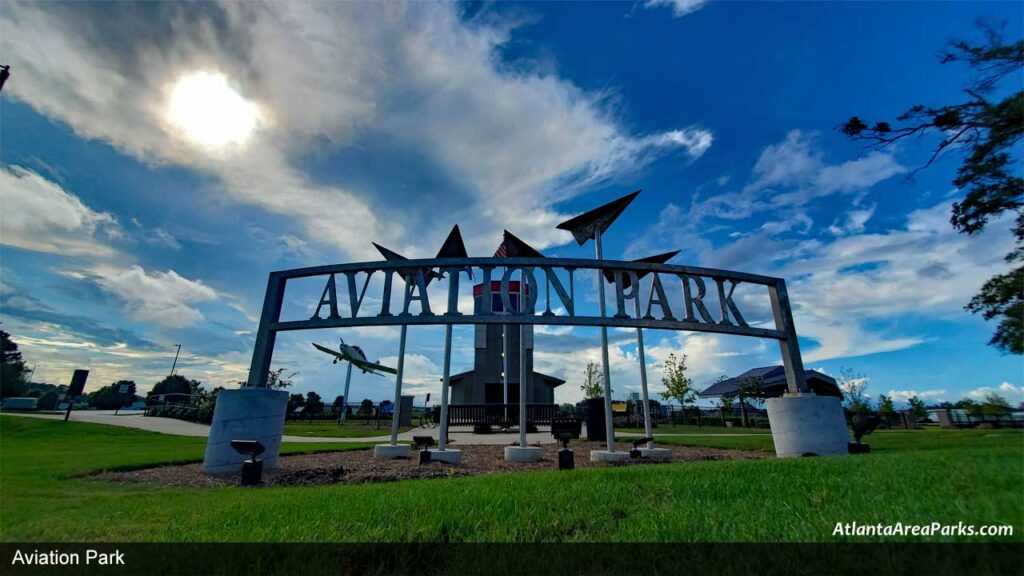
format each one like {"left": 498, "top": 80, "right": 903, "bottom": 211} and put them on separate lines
{"left": 699, "top": 366, "right": 842, "bottom": 399}
{"left": 444, "top": 281, "right": 565, "bottom": 405}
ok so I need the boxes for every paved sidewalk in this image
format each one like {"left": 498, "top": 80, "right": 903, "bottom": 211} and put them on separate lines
{"left": 2, "top": 411, "right": 770, "bottom": 444}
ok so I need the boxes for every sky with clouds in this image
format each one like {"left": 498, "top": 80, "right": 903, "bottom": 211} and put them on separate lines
{"left": 1, "top": 1, "right": 1021, "bottom": 408}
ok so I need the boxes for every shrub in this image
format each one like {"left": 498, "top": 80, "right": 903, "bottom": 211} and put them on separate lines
{"left": 36, "top": 391, "right": 60, "bottom": 410}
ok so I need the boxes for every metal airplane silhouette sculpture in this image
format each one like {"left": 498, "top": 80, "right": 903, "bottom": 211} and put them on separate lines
{"left": 312, "top": 338, "right": 397, "bottom": 376}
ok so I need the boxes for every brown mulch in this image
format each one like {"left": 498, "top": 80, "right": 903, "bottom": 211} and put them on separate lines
{"left": 93, "top": 441, "right": 770, "bottom": 489}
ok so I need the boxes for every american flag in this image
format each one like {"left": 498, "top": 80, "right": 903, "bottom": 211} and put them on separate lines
{"left": 494, "top": 234, "right": 508, "bottom": 257}
{"left": 493, "top": 230, "right": 543, "bottom": 258}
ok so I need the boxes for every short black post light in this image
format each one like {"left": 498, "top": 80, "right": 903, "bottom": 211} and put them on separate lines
{"left": 413, "top": 436, "right": 436, "bottom": 464}
{"left": 551, "top": 417, "right": 582, "bottom": 470}
{"left": 630, "top": 437, "right": 654, "bottom": 459}
{"left": 230, "top": 440, "right": 266, "bottom": 485}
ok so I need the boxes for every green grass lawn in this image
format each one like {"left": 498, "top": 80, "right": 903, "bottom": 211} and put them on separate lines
{"left": 616, "top": 424, "right": 771, "bottom": 436}
{"left": 283, "top": 421, "right": 415, "bottom": 438}
{"left": 1, "top": 415, "right": 1021, "bottom": 542}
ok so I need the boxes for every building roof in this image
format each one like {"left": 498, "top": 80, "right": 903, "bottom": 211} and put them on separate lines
{"left": 444, "top": 370, "right": 565, "bottom": 386}
{"left": 699, "top": 366, "right": 840, "bottom": 398}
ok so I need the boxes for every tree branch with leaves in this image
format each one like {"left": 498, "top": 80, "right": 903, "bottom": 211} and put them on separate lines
{"left": 841, "top": 21, "right": 1023, "bottom": 354}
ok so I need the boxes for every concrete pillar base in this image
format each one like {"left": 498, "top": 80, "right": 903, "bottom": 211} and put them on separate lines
{"left": 374, "top": 444, "right": 411, "bottom": 459}
{"left": 427, "top": 449, "right": 462, "bottom": 465}
{"left": 639, "top": 447, "right": 673, "bottom": 460}
{"left": 766, "top": 393, "right": 850, "bottom": 458}
{"left": 504, "top": 446, "right": 542, "bottom": 462}
{"left": 590, "top": 450, "right": 629, "bottom": 463}
{"left": 203, "top": 388, "right": 288, "bottom": 474}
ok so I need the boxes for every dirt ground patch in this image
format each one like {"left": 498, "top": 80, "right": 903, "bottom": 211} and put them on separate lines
{"left": 94, "top": 442, "right": 770, "bottom": 488}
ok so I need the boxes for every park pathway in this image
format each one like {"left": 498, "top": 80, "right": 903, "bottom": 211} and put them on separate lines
{"left": 2, "top": 410, "right": 769, "bottom": 444}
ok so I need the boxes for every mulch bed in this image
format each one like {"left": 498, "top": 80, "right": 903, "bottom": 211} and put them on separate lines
{"left": 94, "top": 441, "right": 770, "bottom": 489}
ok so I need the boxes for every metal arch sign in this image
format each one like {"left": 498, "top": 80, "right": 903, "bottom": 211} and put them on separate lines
{"left": 245, "top": 256, "right": 810, "bottom": 392}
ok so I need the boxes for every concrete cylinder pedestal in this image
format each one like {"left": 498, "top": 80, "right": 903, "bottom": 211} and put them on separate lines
{"left": 504, "top": 446, "right": 542, "bottom": 462}
{"left": 427, "top": 449, "right": 461, "bottom": 465}
{"left": 203, "top": 387, "right": 288, "bottom": 474}
{"left": 374, "top": 444, "right": 411, "bottom": 459}
{"left": 639, "top": 447, "right": 672, "bottom": 460}
{"left": 589, "top": 450, "right": 629, "bottom": 463}
{"left": 765, "top": 393, "right": 849, "bottom": 458}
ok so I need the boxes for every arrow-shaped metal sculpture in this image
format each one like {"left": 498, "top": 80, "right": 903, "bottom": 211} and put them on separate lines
{"left": 557, "top": 189, "right": 640, "bottom": 246}
{"left": 601, "top": 249, "right": 680, "bottom": 287}
{"left": 556, "top": 190, "right": 641, "bottom": 459}
{"left": 603, "top": 250, "right": 680, "bottom": 453}
{"left": 373, "top": 225, "right": 473, "bottom": 458}
{"left": 434, "top": 225, "right": 468, "bottom": 456}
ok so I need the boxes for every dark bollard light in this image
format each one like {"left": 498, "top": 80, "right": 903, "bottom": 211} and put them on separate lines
{"left": 231, "top": 440, "right": 266, "bottom": 486}
{"left": 629, "top": 437, "right": 654, "bottom": 458}
{"left": 551, "top": 417, "right": 582, "bottom": 471}
{"left": 413, "top": 435, "right": 435, "bottom": 464}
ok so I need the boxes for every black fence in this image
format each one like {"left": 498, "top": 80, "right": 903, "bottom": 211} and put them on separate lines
{"left": 436, "top": 404, "right": 560, "bottom": 428}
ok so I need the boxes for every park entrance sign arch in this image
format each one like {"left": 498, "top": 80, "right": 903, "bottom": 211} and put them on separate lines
{"left": 203, "top": 191, "right": 849, "bottom": 474}
{"left": 244, "top": 257, "right": 810, "bottom": 394}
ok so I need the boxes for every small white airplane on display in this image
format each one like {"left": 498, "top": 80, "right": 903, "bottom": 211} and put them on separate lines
{"left": 312, "top": 338, "right": 397, "bottom": 376}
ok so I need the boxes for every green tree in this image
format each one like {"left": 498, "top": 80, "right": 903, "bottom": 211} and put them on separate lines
{"left": 659, "top": 354, "right": 696, "bottom": 409}
{"left": 0, "top": 330, "right": 29, "bottom": 398}
{"left": 981, "top": 392, "right": 1011, "bottom": 415}
{"left": 907, "top": 396, "right": 928, "bottom": 420}
{"left": 305, "top": 391, "right": 324, "bottom": 413}
{"left": 37, "top": 390, "right": 60, "bottom": 410}
{"left": 839, "top": 368, "right": 872, "bottom": 414}
{"left": 877, "top": 394, "right": 896, "bottom": 418}
{"left": 267, "top": 368, "right": 298, "bottom": 389}
{"left": 718, "top": 394, "right": 735, "bottom": 415}
{"left": 957, "top": 397, "right": 983, "bottom": 416}
{"left": 841, "top": 23, "right": 1023, "bottom": 354}
{"left": 287, "top": 393, "right": 306, "bottom": 412}
{"left": 150, "top": 374, "right": 200, "bottom": 403}
{"left": 89, "top": 380, "right": 137, "bottom": 410}
{"left": 358, "top": 398, "right": 374, "bottom": 416}
{"left": 580, "top": 361, "right": 604, "bottom": 399}
{"left": 736, "top": 376, "right": 766, "bottom": 408}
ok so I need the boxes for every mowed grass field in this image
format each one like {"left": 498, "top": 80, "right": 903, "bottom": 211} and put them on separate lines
{"left": 283, "top": 421, "right": 415, "bottom": 438}
{"left": 1, "top": 415, "right": 1021, "bottom": 542}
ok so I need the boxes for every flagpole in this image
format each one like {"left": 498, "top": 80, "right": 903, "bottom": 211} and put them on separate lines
{"left": 519, "top": 277, "right": 528, "bottom": 449}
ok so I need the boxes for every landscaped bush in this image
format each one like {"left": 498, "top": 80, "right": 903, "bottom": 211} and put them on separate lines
{"left": 36, "top": 391, "right": 60, "bottom": 410}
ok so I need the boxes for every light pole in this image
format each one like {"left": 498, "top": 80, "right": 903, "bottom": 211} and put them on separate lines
{"left": 557, "top": 190, "right": 641, "bottom": 459}
{"left": 169, "top": 344, "right": 181, "bottom": 377}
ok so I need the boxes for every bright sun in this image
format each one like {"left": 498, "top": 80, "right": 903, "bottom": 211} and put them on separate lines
{"left": 168, "top": 72, "right": 260, "bottom": 148}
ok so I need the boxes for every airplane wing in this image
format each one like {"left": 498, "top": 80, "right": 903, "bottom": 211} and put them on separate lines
{"left": 312, "top": 342, "right": 346, "bottom": 361}
{"left": 350, "top": 357, "right": 398, "bottom": 375}
{"left": 312, "top": 343, "right": 397, "bottom": 375}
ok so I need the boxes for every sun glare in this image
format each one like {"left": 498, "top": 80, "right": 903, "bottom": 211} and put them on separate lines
{"left": 167, "top": 72, "right": 260, "bottom": 149}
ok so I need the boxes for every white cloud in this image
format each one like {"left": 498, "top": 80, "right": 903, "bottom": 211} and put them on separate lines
{"left": 645, "top": 0, "right": 710, "bottom": 18}
{"left": 827, "top": 205, "right": 876, "bottom": 236}
{"left": 964, "top": 382, "right": 1023, "bottom": 404}
{"left": 887, "top": 389, "right": 948, "bottom": 404}
{"left": 1, "top": 2, "right": 709, "bottom": 259}
{"left": 0, "top": 166, "right": 120, "bottom": 256}
{"left": 89, "top": 265, "right": 218, "bottom": 327}
{"left": 691, "top": 131, "right": 904, "bottom": 221}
